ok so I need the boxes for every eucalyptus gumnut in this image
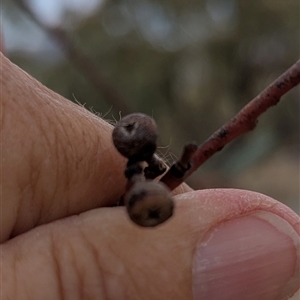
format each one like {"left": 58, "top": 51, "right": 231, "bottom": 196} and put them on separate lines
{"left": 125, "top": 181, "right": 174, "bottom": 227}
{"left": 112, "top": 113, "right": 158, "bottom": 162}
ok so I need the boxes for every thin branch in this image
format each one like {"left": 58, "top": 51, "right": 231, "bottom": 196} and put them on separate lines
{"left": 160, "top": 60, "right": 300, "bottom": 190}
{"left": 13, "top": 0, "right": 132, "bottom": 114}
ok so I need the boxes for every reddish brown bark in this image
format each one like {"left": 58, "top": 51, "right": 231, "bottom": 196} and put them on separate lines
{"left": 161, "top": 60, "right": 300, "bottom": 191}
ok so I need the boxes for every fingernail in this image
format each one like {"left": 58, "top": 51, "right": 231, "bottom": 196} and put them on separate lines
{"left": 193, "top": 211, "right": 299, "bottom": 300}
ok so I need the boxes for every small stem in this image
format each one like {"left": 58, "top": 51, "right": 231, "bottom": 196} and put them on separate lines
{"left": 178, "top": 143, "right": 198, "bottom": 170}
{"left": 144, "top": 154, "right": 167, "bottom": 179}
{"left": 160, "top": 143, "right": 197, "bottom": 188}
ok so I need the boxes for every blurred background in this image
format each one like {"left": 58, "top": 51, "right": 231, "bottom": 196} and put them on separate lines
{"left": 2, "top": 0, "right": 299, "bottom": 212}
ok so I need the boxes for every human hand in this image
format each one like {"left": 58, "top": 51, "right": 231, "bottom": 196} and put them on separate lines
{"left": 1, "top": 52, "right": 299, "bottom": 300}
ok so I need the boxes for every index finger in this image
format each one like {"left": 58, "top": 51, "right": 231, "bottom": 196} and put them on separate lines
{"left": 1, "top": 53, "right": 127, "bottom": 241}
{"left": 1, "top": 53, "right": 190, "bottom": 242}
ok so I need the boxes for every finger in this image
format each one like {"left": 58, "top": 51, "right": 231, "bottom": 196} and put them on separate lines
{"left": 1, "top": 53, "right": 190, "bottom": 241}
{"left": 2, "top": 189, "right": 299, "bottom": 300}
{"left": 1, "top": 53, "right": 123, "bottom": 240}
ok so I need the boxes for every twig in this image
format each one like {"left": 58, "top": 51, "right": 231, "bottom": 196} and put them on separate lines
{"left": 160, "top": 60, "right": 300, "bottom": 190}
{"left": 164, "top": 143, "right": 197, "bottom": 179}
{"left": 12, "top": 0, "right": 132, "bottom": 114}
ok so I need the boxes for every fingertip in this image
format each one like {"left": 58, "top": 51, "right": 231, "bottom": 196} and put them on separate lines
{"left": 173, "top": 189, "right": 299, "bottom": 300}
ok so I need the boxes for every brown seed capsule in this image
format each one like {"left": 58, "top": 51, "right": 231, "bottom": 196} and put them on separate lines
{"left": 125, "top": 181, "right": 174, "bottom": 227}
{"left": 112, "top": 113, "right": 158, "bottom": 162}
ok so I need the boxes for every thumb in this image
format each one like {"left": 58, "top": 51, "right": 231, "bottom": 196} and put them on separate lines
{"left": 190, "top": 190, "right": 299, "bottom": 300}
{"left": 2, "top": 189, "right": 299, "bottom": 300}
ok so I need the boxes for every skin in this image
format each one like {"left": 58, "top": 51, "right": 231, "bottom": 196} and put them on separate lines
{"left": 1, "top": 52, "right": 299, "bottom": 299}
